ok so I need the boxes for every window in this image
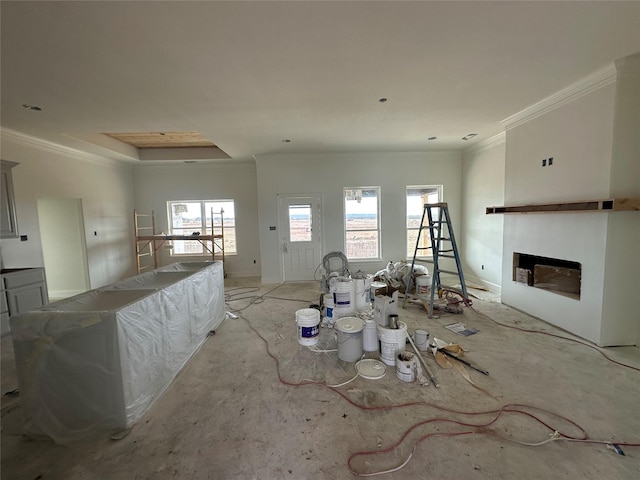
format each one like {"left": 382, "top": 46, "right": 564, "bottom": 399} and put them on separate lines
{"left": 406, "top": 186, "right": 442, "bottom": 259}
{"left": 344, "top": 187, "right": 380, "bottom": 260}
{"left": 167, "top": 200, "right": 236, "bottom": 255}
{"left": 288, "top": 204, "right": 312, "bottom": 242}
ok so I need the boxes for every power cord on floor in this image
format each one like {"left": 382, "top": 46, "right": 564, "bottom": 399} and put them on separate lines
{"left": 466, "top": 303, "right": 640, "bottom": 373}
{"left": 225, "top": 284, "right": 314, "bottom": 313}
{"left": 231, "top": 283, "right": 640, "bottom": 476}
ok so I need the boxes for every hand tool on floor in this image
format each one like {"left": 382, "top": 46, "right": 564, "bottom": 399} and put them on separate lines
{"left": 406, "top": 332, "right": 439, "bottom": 387}
{"left": 438, "top": 348, "right": 489, "bottom": 376}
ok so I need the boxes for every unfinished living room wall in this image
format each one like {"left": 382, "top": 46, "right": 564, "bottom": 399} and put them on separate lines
{"left": 500, "top": 54, "right": 640, "bottom": 347}
{"left": 460, "top": 134, "right": 505, "bottom": 294}
{"left": 254, "top": 152, "right": 462, "bottom": 284}
{"left": 132, "top": 162, "right": 261, "bottom": 278}
{"left": 0, "top": 129, "right": 136, "bottom": 289}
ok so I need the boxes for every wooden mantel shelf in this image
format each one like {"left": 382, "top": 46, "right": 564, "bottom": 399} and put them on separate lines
{"left": 486, "top": 198, "right": 640, "bottom": 214}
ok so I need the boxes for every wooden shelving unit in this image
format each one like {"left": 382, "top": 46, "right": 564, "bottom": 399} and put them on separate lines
{"left": 134, "top": 209, "right": 225, "bottom": 274}
{"left": 486, "top": 198, "right": 640, "bottom": 215}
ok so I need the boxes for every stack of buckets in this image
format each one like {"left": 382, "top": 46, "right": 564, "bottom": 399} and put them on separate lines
{"left": 296, "top": 275, "right": 407, "bottom": 367}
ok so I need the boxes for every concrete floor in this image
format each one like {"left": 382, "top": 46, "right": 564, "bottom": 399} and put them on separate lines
{"left": 1, "top": 279, "right": 639, "bottom": 479}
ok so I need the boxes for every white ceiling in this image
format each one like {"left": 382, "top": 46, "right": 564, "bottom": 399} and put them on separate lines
{"left": 1, "top": 1, "right": 639, "bottom": 163}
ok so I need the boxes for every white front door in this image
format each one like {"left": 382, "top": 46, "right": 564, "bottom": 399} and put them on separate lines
{"left": 278, "top": 194, "right": 322, "bottom": 281}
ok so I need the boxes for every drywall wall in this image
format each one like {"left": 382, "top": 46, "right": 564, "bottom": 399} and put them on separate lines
{"left": 602, "top": 53, "right": 640, "bottom": 346}
{"left": 501, "top": 56, "right": 639, "bottom": 346}
{"left": 132, "top": 162, "right": 261, "bottom": 277}
{"left": 0, "top": 129, "right": 136, "bottom": 289}
{"left": 254, "top": 152, "right": 462, "bottom": 283}
{"left": 461, "top": 134, "right": 505, "bottom": 293}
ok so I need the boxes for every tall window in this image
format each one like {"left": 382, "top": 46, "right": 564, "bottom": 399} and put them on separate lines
{"left": 406, "top": 186, "right": 442, "bottom": 258}
{"left": 167, "top": 200, "right": 236, "bottom": 255}
{"left": 344, "top": 187, "right": 380, "bottom": 260}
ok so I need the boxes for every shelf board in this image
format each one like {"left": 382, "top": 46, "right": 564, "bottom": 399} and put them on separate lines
{"left": 486, "top": 198, "right": 639, "bottom": 214}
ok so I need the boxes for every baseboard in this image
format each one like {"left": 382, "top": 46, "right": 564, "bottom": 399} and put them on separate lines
{"left": 464, "top": 275, "right": 501, "bottom": 296}
{"left": 48, "top": 290, "right": 85, "bottom": 302}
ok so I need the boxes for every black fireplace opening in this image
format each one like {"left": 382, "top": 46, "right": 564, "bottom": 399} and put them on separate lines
{"left": 513, "top": 252, "right": 581, "bottom": 299}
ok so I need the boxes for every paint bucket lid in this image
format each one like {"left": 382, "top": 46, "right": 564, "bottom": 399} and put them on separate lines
{"left": 335, "top": 317, "right": 365, "bottom": 333}
{"left": 356, "top": 359, "right": 386, "bottom": 379}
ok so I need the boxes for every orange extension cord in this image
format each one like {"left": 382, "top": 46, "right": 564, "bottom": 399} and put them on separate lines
{"left": 227, "top": 285, "right": 640, "bottom": 476}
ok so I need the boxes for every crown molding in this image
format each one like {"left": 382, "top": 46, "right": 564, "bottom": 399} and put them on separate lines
{"left": 254, "top": 150, "right": 461, "bottom": 164}
{"left": 463, "top": 131, "right": 505, "bottom": 156}
{"left": 1, "top": 128, "right": 128, "bottom": 168}
{"left": 501, "top": 63, "right": 617, "bottom": 131}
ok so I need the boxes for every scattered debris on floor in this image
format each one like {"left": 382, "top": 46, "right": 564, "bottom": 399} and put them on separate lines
{"left": 444, "top": 321, "right": 479, "bottom": 336}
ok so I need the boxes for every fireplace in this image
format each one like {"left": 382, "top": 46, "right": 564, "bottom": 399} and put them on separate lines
{"left": 513, "top": 252, "right": 581, "bottom": 300}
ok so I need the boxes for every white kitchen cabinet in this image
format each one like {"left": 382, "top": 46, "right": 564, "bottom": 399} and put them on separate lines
{"left": 1, "top": 268, "right": 48, "bottom": 335}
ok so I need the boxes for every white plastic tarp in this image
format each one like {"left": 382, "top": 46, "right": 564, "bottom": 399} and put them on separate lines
{"left": 10, "top": 261, "right": 225, "bottom": 444}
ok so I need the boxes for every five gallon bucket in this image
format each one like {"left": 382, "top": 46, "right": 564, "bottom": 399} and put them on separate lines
{"left": 377, "top": 321, "right": 407, "bottom": 366}
{"left": 332, "top": 278, "right": 355, "bottom": 319}
{"left": 415, "top": 275, "right": 432, "bottom": 295}
{"left": 335, "top": 317, "right": 365, "bottom": 362}
{"left": 296, "top": 308, "right": 320, "bottom": 346}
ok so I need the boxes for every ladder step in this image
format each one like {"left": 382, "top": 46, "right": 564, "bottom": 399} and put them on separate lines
{"left": 438, "top": 254, "right": 456, "bottom": 258}
{"left": 435, "top": 269, "right": 461, "bottom": 276}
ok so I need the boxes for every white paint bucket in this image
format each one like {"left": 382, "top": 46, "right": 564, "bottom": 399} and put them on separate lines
{"left": 335, "top": 317, "right": 365, "bottom": 362}
{"left": 414, "top": 329, "right": 429, "bottom": 350}
{"left": 415, "top": 275, "right": 432, "bottom": 295}
{"left": 354, "top": 275, "right": 373, "bottom": 310}
{"left": 323, "top": 294, "right": 334, "bottom": 323}
{"left": 333, "top": 278, "right": 355, "bottom": 319}
{"left": 377, "top": 321, "right": 407, "bottom": 366}
{"left": 296, "top": 308, "right": 320, "bottom": 346}
{"left": 396, "top": 352, "right": 417, "bottom": 382}
{"left": 362, "top": 319, "right": 378, "bottom": 352}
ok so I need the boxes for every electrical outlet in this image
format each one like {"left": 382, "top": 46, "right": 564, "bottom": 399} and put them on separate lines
{"left": 548, "top": 157, "right": 554, "bottom": 166}
{"left": 542, "top": 158, "right": 547, "bottom": 167}
{"left": 481, "top": 264, "right": 484, "bottom": 270}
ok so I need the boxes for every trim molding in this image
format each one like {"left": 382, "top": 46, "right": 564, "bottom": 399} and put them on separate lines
{"left": 501, "top": 63, "right": 617, "bottom": 130}
{"left": 1, "top": 128, "right": 128, "bottom": 168}
{"left": 463, "top": 131, "right": 505, "bottom": 156}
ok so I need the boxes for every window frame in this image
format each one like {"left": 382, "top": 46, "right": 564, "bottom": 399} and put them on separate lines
{"left": 343, "top": 186, "right": 381, "bottom": 261}
{"left": 406, "top": 185, "right": 443, "bottom": 260}
{"left": 166, "top": 199, "right": 237, "bottom": 256}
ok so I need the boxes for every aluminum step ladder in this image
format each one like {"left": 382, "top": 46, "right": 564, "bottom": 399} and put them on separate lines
{"left": 403, "top": 202, "right": 468, "bottom": 317}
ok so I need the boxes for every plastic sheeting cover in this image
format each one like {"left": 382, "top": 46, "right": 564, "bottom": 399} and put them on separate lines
{"left": 10, "top": 261, "right": 225, "bottom": 444}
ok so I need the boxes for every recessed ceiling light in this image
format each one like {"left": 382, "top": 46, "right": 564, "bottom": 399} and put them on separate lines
{"left": 378, "top": 98, "right": 388, "bottom": 103}
{"left": 428, "top": 137, "right": 437, "bottom": 141}
{"left": 462, "top": 133, "right": 478, "bottom": 141}
{"left": 282, "top": 139, "right": 292, "bottom": 143}
{"left": 22, "top": 104, "right": 42, "bottom": 111}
